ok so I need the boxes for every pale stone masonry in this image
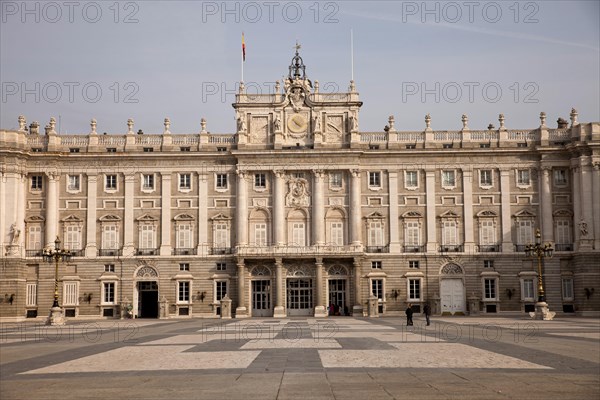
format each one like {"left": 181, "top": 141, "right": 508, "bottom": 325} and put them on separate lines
{"left": 1, "top": 51, "right": 599, "bottom": 321}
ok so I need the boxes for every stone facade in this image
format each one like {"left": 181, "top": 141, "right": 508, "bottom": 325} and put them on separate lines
{"left": 1, "top": 51, "right": 599, "bottom": 321}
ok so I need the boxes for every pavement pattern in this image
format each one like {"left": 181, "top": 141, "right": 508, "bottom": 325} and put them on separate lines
{"left": 1, "top": 316, "right": 599, "bottom": 399}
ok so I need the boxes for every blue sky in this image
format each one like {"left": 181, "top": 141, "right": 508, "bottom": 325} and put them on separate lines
{"left": 1, "top": 1, "right": 598, "bottom": 134}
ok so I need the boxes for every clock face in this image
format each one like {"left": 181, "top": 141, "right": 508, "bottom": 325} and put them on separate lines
{"left": 287, "top": 114, "right": 307, "bottom": 133}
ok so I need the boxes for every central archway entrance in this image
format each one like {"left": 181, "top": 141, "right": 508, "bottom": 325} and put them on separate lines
{"left": 133, "top": 264, "right": 159, "bottom": 319}
{"left": 285, "top": 262, "right": 314, "bottom": 316}
{"left": 440, "top": 263, "right": 466, "bottom": 315}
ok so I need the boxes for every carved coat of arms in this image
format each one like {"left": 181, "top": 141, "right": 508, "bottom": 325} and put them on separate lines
{"left": 286, "top": 178, "right": 310, "bottom": 207}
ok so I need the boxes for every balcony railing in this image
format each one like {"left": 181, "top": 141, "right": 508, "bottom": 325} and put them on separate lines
{"left": 439, "top": 245, "right": 464, "bottom": 253}
{"left": 211, "top": 247, "right": 233, "bottom": 255}
{"left": 67, "top": 249, "right": 85, "bottom": 257}
{"left": 555, "top": 243, "right": 573, "bottom": 252}
{"left": 477, "top": 245, "right": 501, "bottom": 253}
{"left": 173, "top": 248, "right": 197, "bottom": 255}
{"left": 98, "top": 249, "right": 123, "bottom": 257}
{"left": 404, "top": 245, "right": 425, "bottom": 253}
{"left": 26, "top": 250, "right": 42, "bottom": 257}
{"left": 514, "top": 244, "right": 527, "bottom": 252}
{"left": 136, "top": 248, "right": 158, "bottom": 256}
{"left": 365, "top": 245, "right": 390, "bottom": 253}
{"left": 235, "top": 244, "right": 363, "bottom": 256}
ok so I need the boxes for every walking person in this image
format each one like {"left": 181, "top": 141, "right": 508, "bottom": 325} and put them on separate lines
{"left": 405, "top": 303, "right": 414, "bottom": 326}
{"left": 423, "top": 302, "right": 431, "bottom": 326}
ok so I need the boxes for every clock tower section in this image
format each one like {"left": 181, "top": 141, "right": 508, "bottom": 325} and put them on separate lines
{"left": 233, "top": 45, "right": 363, "bottom": 149}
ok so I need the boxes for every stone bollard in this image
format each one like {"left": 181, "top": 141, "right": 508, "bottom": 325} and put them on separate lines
{"left": 220, "top": 294, "right": 232, "bottom": 319}
{"left": 368, "top": 295, "right": 379, "bottom": 318}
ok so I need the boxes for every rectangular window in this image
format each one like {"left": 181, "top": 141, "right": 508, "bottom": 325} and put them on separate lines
{"left": 26, "top": 283, "right": 37, "bottom": 306}
{"left": 177, "top": 224, "right": 192, "bottom": 248}
{"left": 31, "top": 175, "right": 43, "bottom": 190}
{"left": 180, "top": 147, "right": 190, "bottom": 152}
{"left": 143, "top": 174, "right": 154, "bottom": 190}
{"left": 484, "top": 279, "right": 496, "bottom": 300}
{"left": 63, "top": 282, "right": 78, "bottom": 306}
{"left": 104, "top": 264, "right": 115, "bottom": 272}
{"left": 103, "top": 282, "right": 115, "bottom": 304}
{"left": 442, "top": 143, "right": 453, "bottom": 149}
{"left": 69, "top": 148, "right": 80, "bottom": 153}
{"left": 105, "top": 174, "right": 117, "bottom": 190}
{"left": 28, "top": 226, "right": 42, "bottom": 250}
{"left": 65, "top": 226, "right": 80, "bottom": 250}
{"left": 562, "top": 278, "right": 573, "bottom": 300}
{"left": 480, "top": 170, "right": 492, "bottom": 186}
{"left": 369, "top": 172, "right": 381, "bottom": 187}
{"left": 480, "top": 143, "right": 490, "bottom": 148}
{"left": 67, "top": 175, "right": 80, "bottom": 191}
{"left": 254, "top": 223, "right": 267, "bottom": 246}
{"left": 330, "top": 222, "right": 343, "bottom": 246}
{"left": 405, "top": 221, "right": 420, "bottom": 246}
{"left": 371, "top": 261, "right": 382, "bottom": 269}
{"left": 522, "top": 279, "right": 535, "bottom": 301}
{"left": 517, "top": 169, "right": 530, "bottom": 185}
{"left": 292, "top": 172, "right": 305, "bottom": 179}
{"left": 107, "top": 147, "right": 117, "bottom": 153}
{"left": 555, "top": 220, "right": 571, "bottom": 244}
{"left": 214, "top": 223, "right": 229, "bottom": 248}
{"left": 216, "top": 174, "right": 228, "bottom": 189}
{"left": 254, "top": 173, "right": 266, "bottom": 189}
{"left": 143, "top": 147, "right": 154, "bottom": 153}
{"left": 216, "top": 281, "right": 227, "bottom": 301}
{"left": 179, "top": 174, "right": 191, "bottom": 190}
{"left": 179, "top": 263, "right": 190, "bottom": 271}
{"left": 483, "top": 260, "right": 494, "bottom": 269}
{"left": 517, "top": 220, "right": 534, "bottom": 244}
{"left": 409, "top": 279, "right": 421, "bottom": 301}
{"left": 442, "top": 170, "right": 455, "bottom": 187}
{"left": 371, "top": 279, "right": 383, "bottom": 300}
{"left": 216, "top": 262, "right": 227, "bottom": 271}
{"left": 405, "top": 171, "right": 418, "bottom": 188}
{"left": 553, "top": 169, "right": 568, "bottom": 186}
{"left": 292, "top": 222, "right": 306, "bottom": 246}
{"left": 480, "top": 220, "right": 495, "bottom": 245}
{"left": 217, "top": 147, "right": 227, "bottom": 152}
{"left": 329, "top": 172, "right": 342, "bottom": 188}
{"left": 442, "top": 221, "right": 457, "bottom": 245}
{"left": 140, "top": 225, "right": 155, "bottom": 249}
{"left": 406, "top": 144, "right": 416, "bottom": 149}
{"left": 178, "top": 281, "right": 190, "bottom": 302}
{"left": 368, "top": 221, "right": 384, "bottom": 247}
{"left": 102, "top": 225, "right": 118, "bottom": 249}
{"left": 409, "top": 261, "right": 419, "bottom": 269}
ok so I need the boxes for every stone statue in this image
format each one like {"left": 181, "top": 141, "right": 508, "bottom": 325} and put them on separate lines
{"left": 200, "top": 117, "right": 207, "bottom": 133}
{"left": 127, "top": 118, "right": 134, "bottom": 134}
{"left": 275, "top": 80, "right": 280, "bottom": 94}
{"left": 18, "top": 116, "right": 26, "bottom": 131}
{"left": 313, "top": 114, "right": 321, "bottom": 133}
{"left": 349, "top": 112, "right": 358, "bottom": 132}
{"left": 579, "top": 219, "right": 588, "bottom": 236}
{"left": 90, "top": 118, "right": 97, "bottom": 134}
{"left": 461, "top": 114, "right": 469, "bottom": 129}
{"left": 164, "top": 117, "right": 171, "bottom": 133}
{"left": 273, "top": 114, "right": 281, "bottom": 132}
{"left": 10, "top": 223, "right": 20, "bottom": 245}
{"left": 237, "top": 115, "right": 247, "bottom": 133}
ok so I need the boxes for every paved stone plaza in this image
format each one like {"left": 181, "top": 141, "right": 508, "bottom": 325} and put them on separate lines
{"left": 1, "top": 316, "right": 598, "bottom": 399}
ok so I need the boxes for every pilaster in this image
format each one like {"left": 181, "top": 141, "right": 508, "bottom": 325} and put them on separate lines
{"left": 85, "top": 174, "right": 98, "bottom": 257}
{"left": 352, "top": 258, "right": 363, "bottom": 315}
{"left": 312, "top": 170, "right": 325, "bottom": 245}
{"left": 593, "top": 163, "right": 600, "bottom": 250}
{"left": 388, "top": 171, "right": 400, "bottom": 253}
{"left": 235, "top": 261, "right": 248, "bottom": 318}
{"left": 350, "top": 169, "right": 362, "bottom": 246}
{"left": 273, "top": 170, "right": 285, "bottom": 246}
{"left": 159, "top": 173, "right": 172, "bottom": 256}
{"left": 273, "top": 258, "right": 286, "bottom": 317}
{"left": 425, "top": 170, "right": 437, "bottom": 252}
{"left": 122, "top": 174, "right": 135, "bottom": 255}
{"left": 540, "top": 166, "right": 554, "bottom": 243}
{"left": 500, "top": 169, "right": 513, "bottom": 252}
{"left": 236, "top": 170, "right": 248, "bottom": 246}
{"left": 197, "top": 173, "right": 208, "bottom": 256}
{"left": 314, "top": 258, "right": 327, "bottom": 317}
{"left": 45, "top": 172, "right": 59, "bottom": 248}
{"left": 462, "top": 168, "right": 475, "bottom": 253}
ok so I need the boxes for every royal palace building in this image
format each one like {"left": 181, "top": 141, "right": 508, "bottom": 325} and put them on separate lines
{"left": 1, "top": 51, "right": 599, "bottom": 322}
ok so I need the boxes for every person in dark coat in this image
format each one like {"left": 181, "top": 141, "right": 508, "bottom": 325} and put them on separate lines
{"left": 405, "top": 303, "right": 414, "bottom": 326}
{"left": 423, "top": 302, "right": 431, "bottom": 326}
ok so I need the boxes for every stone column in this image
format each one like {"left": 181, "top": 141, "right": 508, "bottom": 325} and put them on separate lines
{"left": 314, "top": 258, "right": 327, "bottom": 317}
{"left": 388, "top": 171, "right": 400, "bottom": 253}
{"left": 500, "top": 169, "right": 513, "bottom": 252}
{"left": 45, "top": 172, "right": 59, "bottom": 248}
{"left": 352, "top": 258, "right": 363, "bottom": 315}
{"left": 85, "top": 174, "right": 98, "bottom": 257}
{"left": 235, "top": 260, "right": 248, "bottom": 318}
{"left": 312, "top": 170, "right": 325, "bottom": 245}
{"left": 159, "top": 173, "right": 172, "bottom": 255}
{"left": 236, "top": 171, "right": 248, "bottom": 246}
{"left": 580, "top": 159, "right": 594, "bottom": 249}
{"left": 540, "top": 167, "right": 554, "bottom": 242}
{"left": 350, "top": 169, "right": 362, "bottom": 245}
{"left": 425, "top": 170, "right": 437, "bottom": 252}
{"left": 273, "top": 170, "right": 285, "bottom": 246}
{"left": 572, "top": 166, "right": 581, "bottom": 248}
{"left": 197, "top": 173, "right": 208, "bottom": 256}
{"left": 273, "top": 258, "right": 286, "bottom": 317}
{"left": 123, "top": 174, "right": 135, "bottom": 255}
{"left": 593, "top": 163, "right": 600, "bottom": 250}
{"left": 462, "top": 169, "right": 474, "bottom": 252}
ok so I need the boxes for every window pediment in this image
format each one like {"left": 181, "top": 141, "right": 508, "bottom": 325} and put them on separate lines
{"left": 402, "top": 211, "right": 422, "bottom": 218}
{"left": 211, "top": 213, "right": 231, "bottom": 221}
{"left": 61, "top": 214, "right": 82, "bottom": 223}
{"left": 439, "top": 210, "right": 460, "bottom": 219}
{"left": 476, "top": 210, "right": 497, "bottom": 218}
{"left": 553, "top": 209, "right": 572, "bottom": 217}
{"left": 513, "top": 209, "right": 536, "bottom": 219}
{"left": 99, "top": 214, "right": 121, "bottom": 222}
{"left": 365, "top": 211, "right": 385, "bottom": 220}
{"left": 174, "top": 213, "right": 195, "bottom": 221}
{"left": 26, "top": 215, "right": 45, "bottom": 222}
{"left": 136, "top": 214, "right": 157, "bottom": 222}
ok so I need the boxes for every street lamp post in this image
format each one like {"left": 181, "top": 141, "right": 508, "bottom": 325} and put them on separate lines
{"left": 525, "top": 229, "right": 555, "bottom": 320}
{"left": 43, "top": 236, "right": 72, "bottom": 326}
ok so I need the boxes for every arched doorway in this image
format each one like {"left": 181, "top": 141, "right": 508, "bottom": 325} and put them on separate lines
{"left": 250, "top": 265, "right": 273, "bottom": 317}
{"left": 326, "top": 264, "right": 349, "bottom": 316}
{"left": 134, "top": 265, "right": 159, "bottom": 318}
{"left": 439, "top": 263, "right": 466, "bottom": 315}
{"left": 286, "top": 262, "right": 314, "bottom": 316}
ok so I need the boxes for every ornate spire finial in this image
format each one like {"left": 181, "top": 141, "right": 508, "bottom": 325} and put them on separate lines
{"left": 288, "top": 42, "right": 306, "bottom": 80}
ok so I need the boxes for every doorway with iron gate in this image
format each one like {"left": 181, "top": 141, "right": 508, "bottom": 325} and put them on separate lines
{"left": 137, "top": 281, "right": 158, "bottom": 318}
{"left": 251, "top": 279, "right": 272, "bottom": 317}
{"left": 328, "top": 279, "right": 347, "bottom": 315}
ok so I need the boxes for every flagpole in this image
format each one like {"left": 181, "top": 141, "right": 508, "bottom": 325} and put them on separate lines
{"left": 350, "top": 28, "right": 354, "bottom": 81}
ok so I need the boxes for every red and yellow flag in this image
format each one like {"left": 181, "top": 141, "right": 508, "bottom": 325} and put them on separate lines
{"left": 242, "top": 32, "right": 246, "bottom": 62}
